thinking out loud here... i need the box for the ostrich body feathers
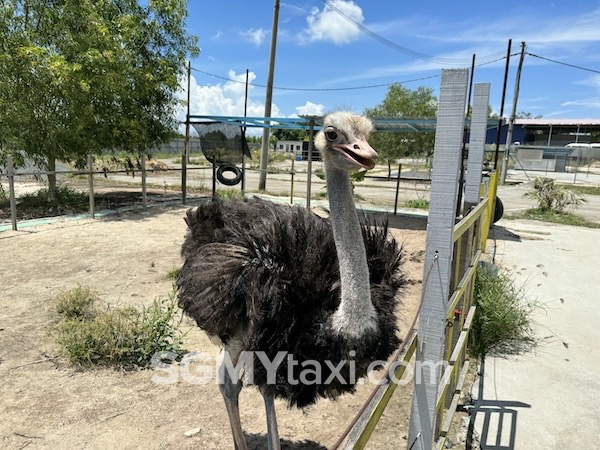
[177,197,404,408]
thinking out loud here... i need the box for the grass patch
[405,198,430,210]
[172,156,208,165]
[55,286,98,320]
[508,208,600,228]
[469,263,538,358]
[560,184,600,196]
[53,287,183,368]
[216,189,246,200]
[19,186,88,211]
[166,267,181,280]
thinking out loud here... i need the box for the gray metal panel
[407,69,469,450]
[464,83,491,206]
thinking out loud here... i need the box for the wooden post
[87,154,95,219]
[242,69,249,194]
[7,155,17,231]
[183,61,191,204]
[464,83,491,209]
[141,151,147,209]
[306,118,315,209]
[290,155,295,204]
[407,69,469,450]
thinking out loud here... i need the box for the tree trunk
[47,154,57,202]
[387,160,392,180]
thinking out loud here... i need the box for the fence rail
[0,154,433,232]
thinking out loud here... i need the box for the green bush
[469,264,537,358]
[54,286,98,320]
[54,288,183,368]
[0,182,8,208]
[19,186,88,210]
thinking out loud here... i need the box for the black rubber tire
[216,164,242,186]
[493,196,504,223]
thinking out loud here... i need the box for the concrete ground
[471,219,600,449]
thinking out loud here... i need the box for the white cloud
[301,0,364,45]
[211,31,224,40]
[577,74,600,90]
[176,71,282,136]
[561,98,600,109]
[240,28,268,47]
[295,101,326,116]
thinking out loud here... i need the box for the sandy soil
[0,201,426,450]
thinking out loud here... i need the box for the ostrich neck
[326,167,377,338]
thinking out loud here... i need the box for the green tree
[272,128,308,142]
[0,0,198,198]
[364,84,437,178]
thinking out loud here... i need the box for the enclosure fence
[1,152,432,232]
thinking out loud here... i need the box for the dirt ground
[0,200,427,450]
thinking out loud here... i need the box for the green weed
[469,264,538,358]
[405,199,430,210]
[53,288,183,368]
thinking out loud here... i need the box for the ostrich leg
[218,361,247,450]
[261,389,281,450]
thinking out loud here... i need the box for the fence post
[407,69,469,450]
[7,155,17,231]
[394,163,402,215]
[306,118,315,209]
[464,83,490,209]
[87,154,95,219]
[141,151,147,209]
[290,156,295,204]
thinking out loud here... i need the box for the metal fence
[0,152,434,232]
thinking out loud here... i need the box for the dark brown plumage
[178,198,404,407]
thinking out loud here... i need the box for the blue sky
[180,0,600,127]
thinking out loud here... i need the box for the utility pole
[493,39,512,170]
[242,69,249,193]
[501,41,526,184]
[182,60,191,204]
[258,0,280,191]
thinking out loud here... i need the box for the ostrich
[177,112,404,450]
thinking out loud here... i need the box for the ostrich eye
[325,128,339,142]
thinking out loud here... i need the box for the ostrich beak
[333,139,378,170]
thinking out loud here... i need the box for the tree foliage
[272,128,308,142]
[364,84,437,177]
[0,0,198,194]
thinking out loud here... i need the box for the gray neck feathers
[325,167,377,338]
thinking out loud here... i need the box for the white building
[275,140,303,155]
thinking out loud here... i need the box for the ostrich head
[315,112,378,171]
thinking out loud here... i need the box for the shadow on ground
[246,433,327,450]
[489,225,522,243]
[466,359,530,450]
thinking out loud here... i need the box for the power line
[321,0,506,65]
[190,53,511,92]
[526,52,600,74]
[190,66,441,91]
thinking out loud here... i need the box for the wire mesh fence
[0,153,434,231]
